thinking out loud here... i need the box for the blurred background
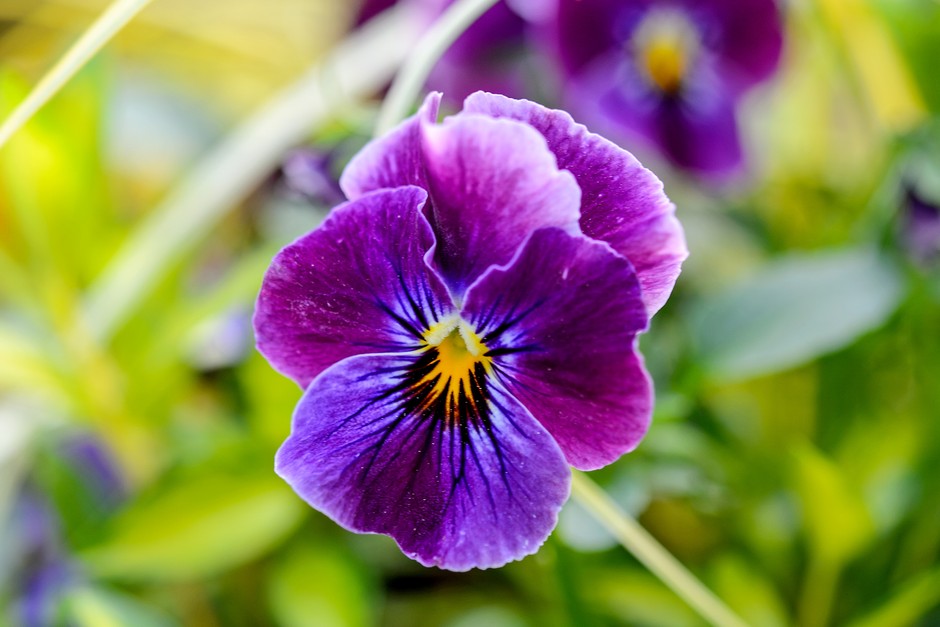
[1,0,939,625]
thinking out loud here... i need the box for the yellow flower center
[421,317,492,420]
[633,9,700,95]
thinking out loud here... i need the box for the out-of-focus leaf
[587,569,703,627]
[80,471,304,581]
[791,443,876,565]
[444,607,527,627]
[710,555,789,627]
[0,323,66,398]
[847,564,940,627]
[0,63,113,284]
[872,0,940,114]
[267,542,376,627]
[64,586,178,627]
[691,248,905,380]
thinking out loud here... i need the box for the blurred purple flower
[18,562,73,627]
[550,0,783,177]
[281,148,346,208]
[903,186,940,266]
[60,433,126,510]
[9,490,72,627]
[254,92,686,570]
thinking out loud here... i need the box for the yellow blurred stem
[813,0,925,132]
[374,0,500,136]
[83,5,424,342]
[570,472,750,627]
[0,0,154,149]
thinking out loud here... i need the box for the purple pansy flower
[550,0,783,177]
[902,186,940,266]
[255,92,686,570]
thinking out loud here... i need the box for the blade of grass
[570,471,749,627]
[373,0,499,136]
[0,0,153,149]
[82,5,423,343]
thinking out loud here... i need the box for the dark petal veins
[464,91,687,315]
[254,186,454,388]
[462,228,653,470]
[276,353,570,571]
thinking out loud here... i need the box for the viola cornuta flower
[551,0,783,176]
[255,92,687,570]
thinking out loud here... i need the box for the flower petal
[684,0,783,94]
[254,186,454,388]
[419,113,582,294]
[275,353,571,571]
[598,73,744,177]
[464,91,687,315]
[462,227,653,470]
[339,93,442,199]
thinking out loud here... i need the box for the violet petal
[419,112,581,295]
[254,186,454,388]
[464,91,687,315]
[276,353,570,571]
[463,228,653,470]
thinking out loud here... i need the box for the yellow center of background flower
[633,8,700,95]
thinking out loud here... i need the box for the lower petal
[275,353,571,571]
[463,228,653,470]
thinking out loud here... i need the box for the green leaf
[64,587,178,627]
[267,542,376,627]
[691,248,905,381]
[710,555,789,627]
[791,443,876,566]
[847,564,940,627]
[80,471,304,581]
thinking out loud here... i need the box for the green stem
[82,5,424,343]
[798,555,839,627]
[570,471,749,627]
[373,0,500,136]
[0,0,154,149]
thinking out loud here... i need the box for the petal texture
[276,353,571,571]
[340,93,442,198]
[464,92,687,315]
[462,228,653,470]
[254,186,453,388]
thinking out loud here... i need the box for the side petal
[339,93,442,199]
[420,113,581,295]
[276,353,571,571]
[464,91,687,316]
[683,0,783,94]
[254,186,454,388]
[462,227,653,470]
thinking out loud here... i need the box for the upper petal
[419,112,582,295]
[464,91,687,315]
[253,186,454,388]
[339,93,442,199]
[680,0,783,94]
[462,227,653,470]
[276,352,571,571]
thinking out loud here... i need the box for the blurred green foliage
[1,0,940,626]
